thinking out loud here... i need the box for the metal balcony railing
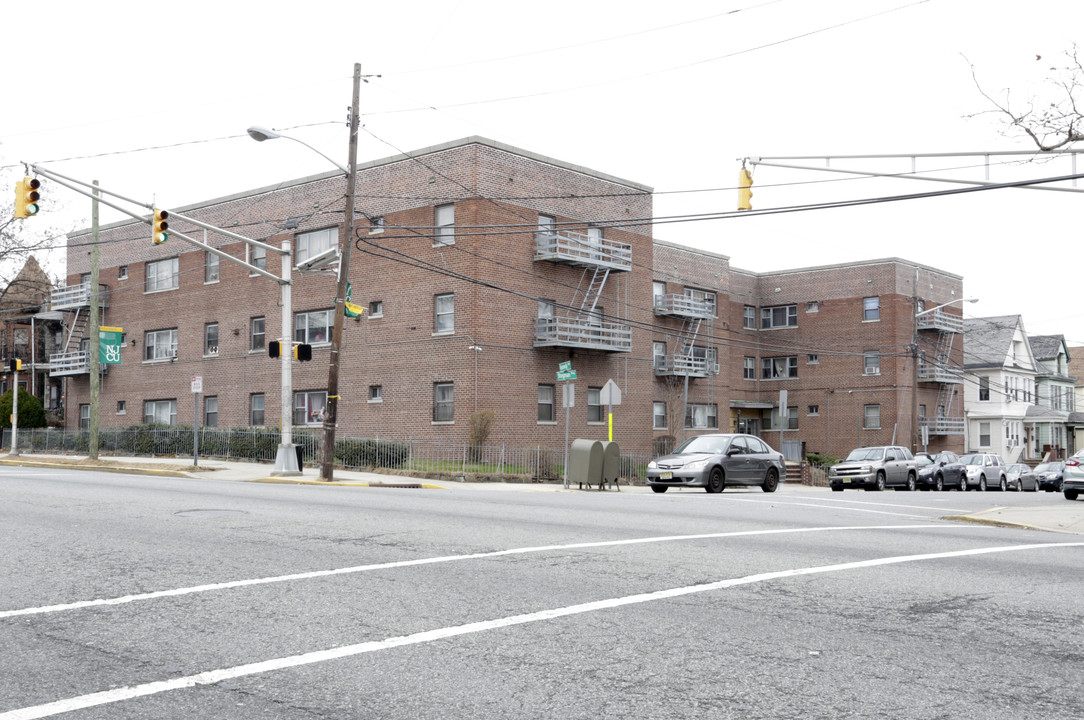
[921,417,966,435]
[534,230,632,271]
[918,364,964,383]
[533,316,632,352]
[653,355,719,378]
[916,309,963,333]
[653,294,715,319]
[49,351,91,376]
[51,283,109,311]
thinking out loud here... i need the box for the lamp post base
[271,443,302,476]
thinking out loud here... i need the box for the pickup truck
[829,445,918,492]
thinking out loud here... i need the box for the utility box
[568,439,603,489]
[600,441,621,490]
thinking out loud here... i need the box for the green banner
[100,326,124,365]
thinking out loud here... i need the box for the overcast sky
[5,0,1083,345]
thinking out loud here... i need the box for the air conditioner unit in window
[711,363,720,374]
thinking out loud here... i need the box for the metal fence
[2,426,654,481]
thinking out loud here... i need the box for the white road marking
[728,497,935,518]
[2,525,971,620]
[3,541,1081,720]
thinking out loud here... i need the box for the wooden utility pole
[89,181,101,459]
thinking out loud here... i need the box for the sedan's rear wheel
[651,485,668,493]
[935,475,944,492]
[705,467,724,494]
[1016,480,1023,492]
[762,468,779,493]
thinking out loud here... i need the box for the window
[979,422,991,447]
[295,390,328,426]
[761,305,797,329]
[653,402,667,430]
[369,216,385,234]
[369,385,383,403]
[538,299,555,319]
[205,251,220,283]
[743,305,756,329]
[979,377,990,401]
[654,342,667,371]
[770,406,799,430]
[807,354,819,364]
[806,301,819,313]
[919,405,927,424]
[863,296,880,321]
[537,214,556,236]
[434,293,454,334]
[295,309,333,344]
[652,281,667,305]
[204,323,219,357]
[588,387,603,423]
[808,405,820,416]
[248,245,266,274]
[435,204,455,245]
[144,329,178,361]
[143,399,178,425]
[761,356,798,379]
[369,300,383,318]
[250,393,265,426]
[863,404,881,429]
[118,265,128,280]
[685,403,718,429]
[79,404,90,431]
[296,227,337,266]
[863,352,880,375]
[204,397,218,427]
[538,384,556,422]
[251,317,265,352]
[145,257,178,293]
[586,227,602,257]
[743,357,756,380]
[433,382,454,422]
[117,400,126,415]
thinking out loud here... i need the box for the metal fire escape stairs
[572,266,610,320]
[63,307,90,352]
[676,316,703,373]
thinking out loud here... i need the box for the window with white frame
[118,265,129,280]
[538,299,555,319]
[205,251,220,283]
[295,390,328,426]
[204,396,218,427]
[79,404,90,431]
[743,305,755,329]
[653,402,667,430]
[251,317,265,352]
[761,356,798,379]
[369,385,383,402]
[806,301,819,313]
[863,351,880,375]
[143,399,177,425]
[369,300,383,318]
[863,296,880,321]
[685,403,718,429]
[433,382,454,422]
[250,393,265,425]
[435,204,455,246]
[434,293,454,334]
[863,404,881,429]
[684,287,716,316]
[761,304,797,329]
[537,214,556,236]
[295,309,332,344]
[144,329,178,361]
[744,357,755,380]
[652,281,667,306]
[296,227,337,266]
[204,323,219,357]
[808,405,820,416]
[538,384,556,422]
[145,257,178,293]
[979,421,991,447]
[654,342,667,371]
[770,406,799,430]
[117,400,126,415]
[807,354,819,364]
[588,387,603,423]
[248,244,266,273]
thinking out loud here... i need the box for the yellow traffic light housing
[14,177,41,218]
[152,209,169,244]
[9,359,22,372]
[738,168,753,211]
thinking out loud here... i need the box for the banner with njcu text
[99,326,124,365]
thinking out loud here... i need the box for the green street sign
[557,369,577,381]
[100,326,124,365]
[558,361,572,372]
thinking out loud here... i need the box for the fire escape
[917,307,964,435]
[652,293,718,377]
[533,228,632,352]
[48,281,109,376]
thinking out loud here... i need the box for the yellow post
[608,413,613,441]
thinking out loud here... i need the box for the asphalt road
[2,468,1082,719]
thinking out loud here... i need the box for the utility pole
[319,63,362,482]
[89,181,101,460]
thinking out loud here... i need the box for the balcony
[534,230,631,271]
[653,294,715,319]
[916,309,963,334]
[921,417,966,435]
[533,316,631,353]
[49,351,91,376]
[52,283,109,311]
[654,355,719,378]
[918,364,964,383]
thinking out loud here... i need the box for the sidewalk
[3,453,1084,534]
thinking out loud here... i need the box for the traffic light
[14,177,41,218]
[268,340,281,358]
[738,168,753,211]
[9,359,22,372]
[152,209,169,244]
[294,344,312,362]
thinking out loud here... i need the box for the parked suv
[1064,450,1084,500]
[829,446,917,492]
[914,451,966,491]
[958,453,1008,491]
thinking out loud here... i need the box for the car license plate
[660,471,673,480]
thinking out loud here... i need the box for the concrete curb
[0,458,195,479]
[247,477,446,489]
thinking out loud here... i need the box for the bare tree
[972,45,1084,151]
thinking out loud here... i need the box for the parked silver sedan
[1004,463,1039,492]
[646,433,786,494]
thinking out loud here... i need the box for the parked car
[645,433,785,494]
[829,446,917,492]
[914,451,966,491]
[1064,450,1084,500]
[1004,463,1039,492]
[1034,461,1066,492]
[958,453,1008,491]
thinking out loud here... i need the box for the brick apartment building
[55,137,966,460]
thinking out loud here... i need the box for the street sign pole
[191,376,203,468]
[9,367,18,456]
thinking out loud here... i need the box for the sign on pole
[557,369,577,381]
[558,361,572,372]
[191,375,203,394]
[562,383,575,408]
[99,326,124,365]
[599,379,622,406]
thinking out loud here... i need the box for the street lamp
[248,63,362,483]
[915,297,979,317]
